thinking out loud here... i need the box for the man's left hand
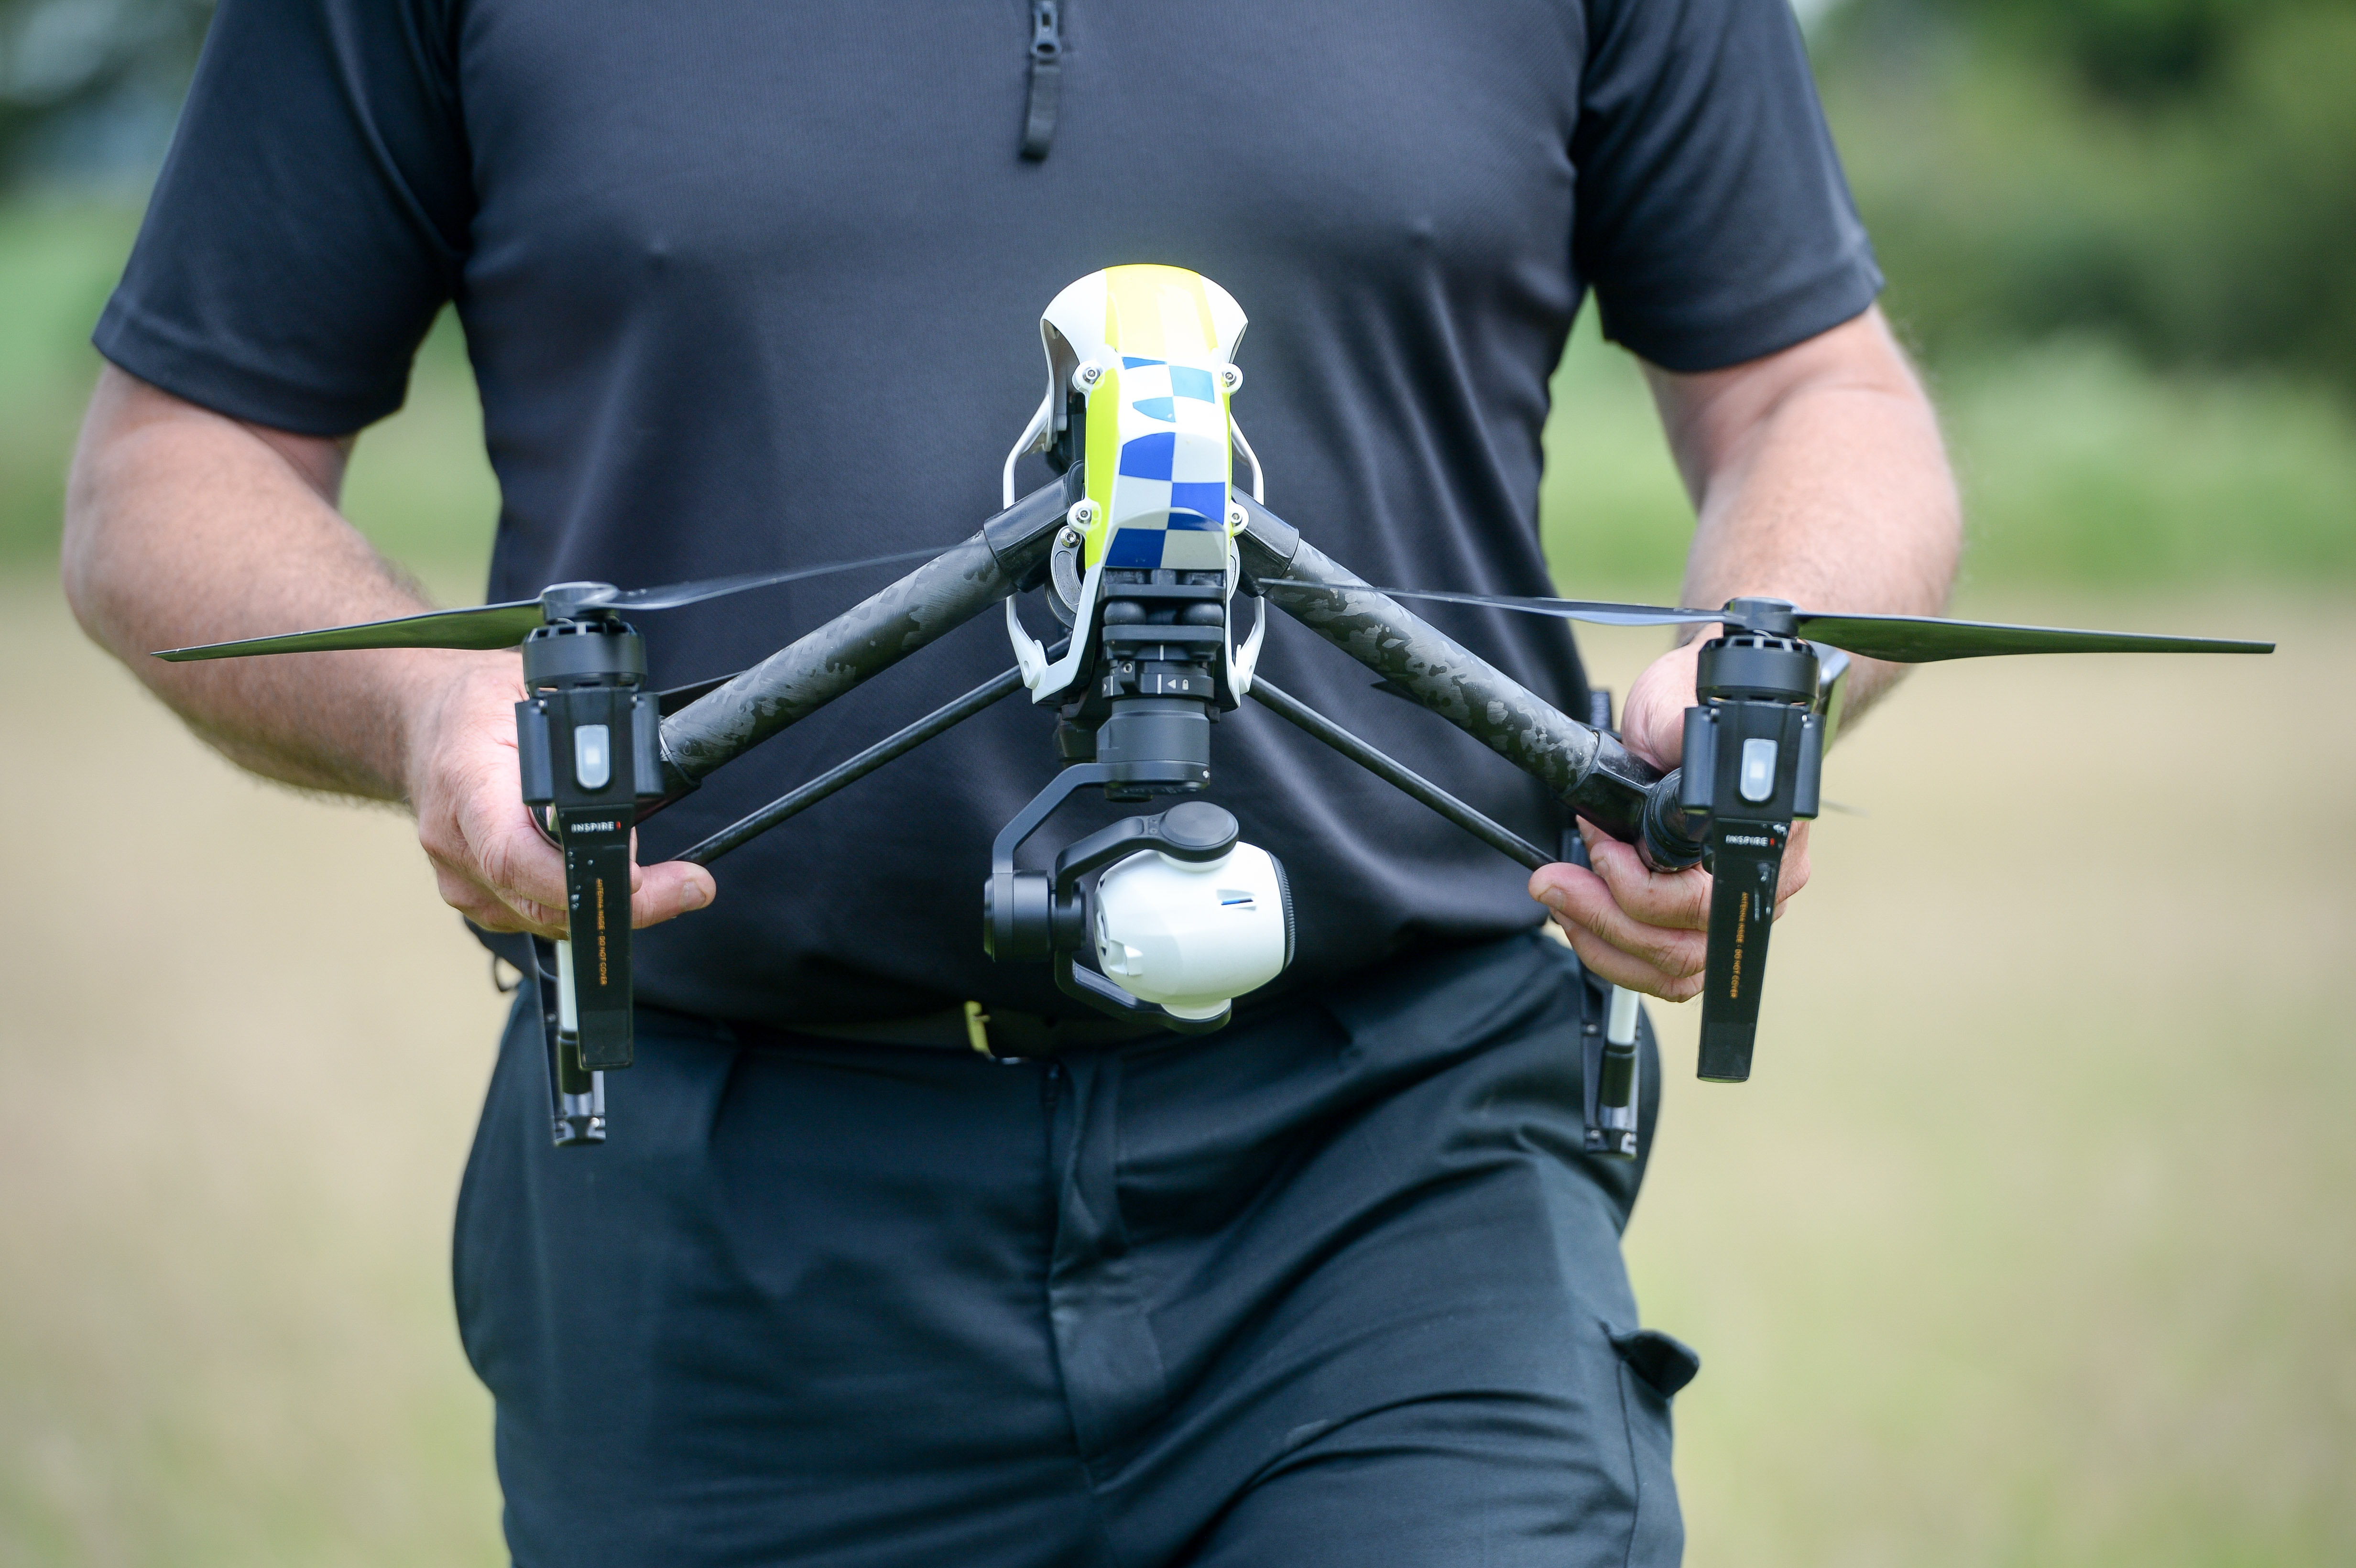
[1528,637,1811,1001]
[1520,305,1957,999]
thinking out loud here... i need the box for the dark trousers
[454,930,1694,1566]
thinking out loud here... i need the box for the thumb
[1621,638,1707,771]
[630,859,717,928]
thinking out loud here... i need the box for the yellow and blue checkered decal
[1106,354,1230,569]
[1051,264,1243,573]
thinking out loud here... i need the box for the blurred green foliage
[0,199,500,587]
[0,0,208,184]
[0,200,133,565]
[1541,316,2356,591]
[5,0,2355,586]
[1545,0,2356,593]
[1823,0,2356,394]
[5,200,2352,591]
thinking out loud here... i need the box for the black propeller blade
[597,546,946,612]
[152,600,551,660]
[152,545,952,663]
[1261,581,1725,630]
[1773,611,2273,663]
[653,671,745,716]
[1266,582,2273,661]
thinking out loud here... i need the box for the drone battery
[532,936,605,1147]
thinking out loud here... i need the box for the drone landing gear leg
[1245,678,1554,870]
[1249,677,1646,1160]
[675,653,1061,868]
[1581,984,1641,1160]
[1560,769,1644,1161]
[1678,622,1825,1082]
[1695,828,1786,1082]
[531,936,605,1146]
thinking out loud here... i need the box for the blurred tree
[4,0,2349,395]
[0,0,211,185]
[1821,0,2356,393]
[1954,0,2259,102]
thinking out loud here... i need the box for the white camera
[1092,841,1293,1019]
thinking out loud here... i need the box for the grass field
[3,197,2352,1564]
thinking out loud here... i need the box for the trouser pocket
[1608,1324,1700,1567]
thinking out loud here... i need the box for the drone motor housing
[513,616,669,1129]
[1678,609,1826,1082]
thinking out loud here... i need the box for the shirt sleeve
[1571,0,1882,372]
[92,0,471,436]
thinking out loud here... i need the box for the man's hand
[64,366,716,940]
[1524,304,1956,1001]
[1529,640,1810,1001]
[404,656,714,938]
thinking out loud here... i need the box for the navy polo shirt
[99,0,1879,1028]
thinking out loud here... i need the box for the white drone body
[1003,265,1266,708]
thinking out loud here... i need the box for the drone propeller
[1755,610,2272,663]
[1264,583,2274,661]
[1263,585,1725,631]
[151,545,952,662]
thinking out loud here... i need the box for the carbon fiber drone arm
[1235,497,1703,870]
[655,471,1078,789]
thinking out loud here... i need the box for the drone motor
[1678,599,1828,1081]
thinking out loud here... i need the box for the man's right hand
[404,654,715,939]
[65,368,715,941]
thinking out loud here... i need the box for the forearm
[61,366,512,802]
[1542,308,1955,991]
[1645,305,1960,716]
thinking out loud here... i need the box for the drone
[158,265,2271,1160]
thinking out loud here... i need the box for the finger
[1528,862,1709,980]
[442,802,568,937]
[425,853,567,938]
[1576,824,1713,931]
[630,860,716,928]
[1779,819,1812,900]
[1552,913,1706,1002]
[499,891,570,934]
[1753,821,1813,922]
[427,859,527,933]
[467,801,569,915]
[1616,634,1715,771]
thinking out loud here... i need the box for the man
[64,0,1958,1561]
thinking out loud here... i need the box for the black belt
[751,1002,1173,1059]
